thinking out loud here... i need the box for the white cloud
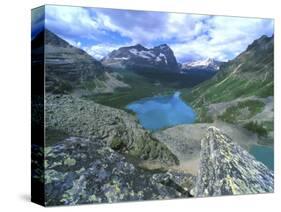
[45,5,100,40]
[82,43,131,60]
[171,17,274,62]
[94,10,169,44]
[94,11,273,61]
[95,10,210,44]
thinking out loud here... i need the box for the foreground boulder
[41,137,194,205]
[195,127,274,197]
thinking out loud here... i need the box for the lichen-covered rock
[46,94,178,166]
[194,127,274,197]
[43,137,194,206]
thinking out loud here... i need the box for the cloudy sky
[32,5,274,62]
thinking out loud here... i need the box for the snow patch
[159,53,168,64]
[182,58,220,70]
[129,48,155,59]
[129,48,138,55]
[114,57,130,60]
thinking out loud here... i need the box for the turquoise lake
[126,92,196,131]
[127,92,273,170]
[249,145,274,170]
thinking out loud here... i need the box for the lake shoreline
[126,91,196,131]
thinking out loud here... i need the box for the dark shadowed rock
[194,127,274,197]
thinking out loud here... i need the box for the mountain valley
[32,28,274,205]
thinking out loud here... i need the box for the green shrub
[110,137,125,150]
[218,100,265,123]
[244,121,268,137]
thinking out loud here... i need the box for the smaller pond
[126,91,196,131]
[249,145,274,170]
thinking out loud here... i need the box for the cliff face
[195,127,274,197]
[32,29,129,94]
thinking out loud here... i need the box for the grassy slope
[218,100,265,123]
[181,36,273,122]
[180,36,274,140]
[83,71,174,108]
[84,69,214,109]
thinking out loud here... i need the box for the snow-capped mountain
[101,44,179,72]
[181,58,222,71]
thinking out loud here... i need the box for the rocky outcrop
[41,110,274,205]
[102,43,179,72]
[154,122,263,162]
[194,127,274,197]
[40,29,105,91]
[42,137,194,206]
[46,94,179,166]
[32,29,128,94]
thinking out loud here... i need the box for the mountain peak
[246,34,273,52]
[102,43,179,72]
[132,44,147,51]
[181,58,221,71]
[44,29,70,48]
[158,43,168,47]
[154,44,170,50]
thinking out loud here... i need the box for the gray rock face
[43,30,106,90]
[32,29,128,94]
[46,94,179,166]
[43,137,194,206]
[43,29,105,79]
[194,127,274,197]
[102,44,179,72]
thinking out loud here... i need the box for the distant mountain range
[102,43,224,74]
[32,29,271,98]
[180,58,222,72]
[101,44,179,72]
[32,29,224,95]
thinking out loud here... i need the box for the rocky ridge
[194,127,274,197]
[46,94,179,166]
